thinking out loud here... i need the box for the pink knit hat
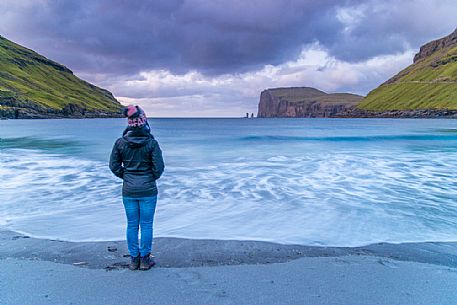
[123,105,147,128]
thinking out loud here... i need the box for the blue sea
[1,118,457,246]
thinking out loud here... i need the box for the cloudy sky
[0,0,456,117]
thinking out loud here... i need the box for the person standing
[109,105,164,271]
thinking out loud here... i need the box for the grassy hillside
[0,35,122,118]
[359,30,457,111]
[267,87,363,104]
[267,87,326,102]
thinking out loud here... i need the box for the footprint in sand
[173,270,202,285]
[377,258,399,268]
[332,258,352,266]
[172,271,235,305]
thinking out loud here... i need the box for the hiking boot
[129,254,140,270]
[139,253,156,270]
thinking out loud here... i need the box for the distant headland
[257,28,457,118]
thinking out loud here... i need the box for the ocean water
[1,118,457,247]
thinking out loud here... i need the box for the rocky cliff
[257,87,363,118]
[0,35,123,119]
[413,28,457,63]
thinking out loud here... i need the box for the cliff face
[257,87,363,118]
[0,35,123,119]
[413,28,457,63]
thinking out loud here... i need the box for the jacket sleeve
[109,140,124,179]
[151,140,165,180]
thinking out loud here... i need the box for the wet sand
[2,228,457,304]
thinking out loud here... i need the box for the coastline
[0,102,123,119]
[2,228,457,269]
[0,111,124,119]
[2,108,457,119]
[2,228,457,305]
[257,108,457,119]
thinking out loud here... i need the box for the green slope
[359,29,457,111]
[266,87,362,104]
[267,87,327,102]
[0,35,122,117]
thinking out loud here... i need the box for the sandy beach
[1,228,457,305]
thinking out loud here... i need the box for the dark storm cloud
[0,0,354,75]
[0,0,456,76]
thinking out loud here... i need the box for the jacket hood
[121,127,154,148]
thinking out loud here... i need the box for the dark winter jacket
[109,127,164,197]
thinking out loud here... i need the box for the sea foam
[1,118,457,246]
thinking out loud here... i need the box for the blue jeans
[122,196,157,257]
